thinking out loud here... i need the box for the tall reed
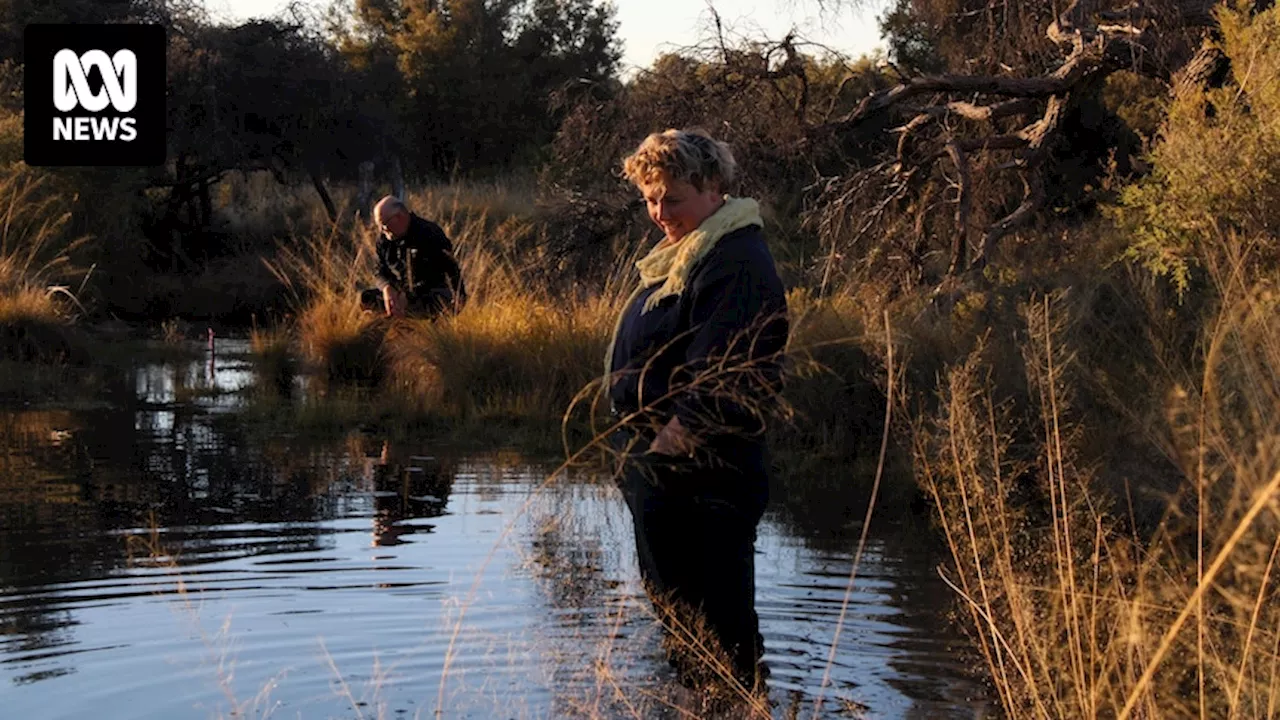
[0,169,86,362]
[913,244,1280,718]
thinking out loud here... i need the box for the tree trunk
[390,157,405,203]
[357,160,376,223]
[310,171,338,224]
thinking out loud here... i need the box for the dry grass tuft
[0,169,87,363]
[384,294,613,420]
[913,243,1280,718]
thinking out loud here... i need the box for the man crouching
[360,195,467,318]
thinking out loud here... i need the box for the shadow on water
[0,338,991,719]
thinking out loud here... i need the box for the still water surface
[1,340,988,718]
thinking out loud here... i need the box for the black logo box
[24,24,166,167]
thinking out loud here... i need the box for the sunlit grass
[0,168,86,363]
[385,294,613,418]
[258,178,631,432]
[913,245,1280,718]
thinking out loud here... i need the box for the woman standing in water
[605,128,789,694]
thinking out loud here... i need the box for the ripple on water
[0,343,988,718]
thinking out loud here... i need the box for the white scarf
[603,197,763,383]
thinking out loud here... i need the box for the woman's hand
[649,416,698,457]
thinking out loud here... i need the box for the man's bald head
[373,195,411,239]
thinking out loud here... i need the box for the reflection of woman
[605,128,789,691]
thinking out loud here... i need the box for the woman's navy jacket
[608,224,789,466]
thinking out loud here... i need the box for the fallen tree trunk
[808,0,1260,278]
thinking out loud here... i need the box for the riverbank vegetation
[3,0,1280,716]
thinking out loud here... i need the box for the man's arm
[372,239,409,316]
[374,239,398,291]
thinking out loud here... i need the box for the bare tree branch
[945,140,972,274]
[766,0,1252,283]
[819,28,1139,139]
[976,171,1044,268]
[936,98,1041,122]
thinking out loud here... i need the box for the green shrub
[1115,3,1280,292]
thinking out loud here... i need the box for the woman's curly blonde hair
[621,128,737,192]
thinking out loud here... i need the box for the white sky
[204,0,888,73]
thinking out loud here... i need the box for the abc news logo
[53,49,140,142]
[25,25,166,166]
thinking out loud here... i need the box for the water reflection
[367,440,455,547]
[0,340,989,718]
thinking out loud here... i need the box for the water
[0,339,989,718]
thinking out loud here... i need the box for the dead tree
[809,0,1257,279]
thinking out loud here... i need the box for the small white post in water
[206,328,216,384]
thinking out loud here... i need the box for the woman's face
[640,175,723,243]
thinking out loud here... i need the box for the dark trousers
[359,287,464,317]
[615,441,769,688]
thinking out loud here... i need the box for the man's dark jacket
[375,214,466,302]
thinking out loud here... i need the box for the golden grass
[912,246,1280,718]
[5,22,1277,714]
[0,284,59,324]
[384,293,614,419]
[260,177,637,424]
[262,206,383,384]
[0,168,85,363]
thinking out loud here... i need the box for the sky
[204,0,888,74]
